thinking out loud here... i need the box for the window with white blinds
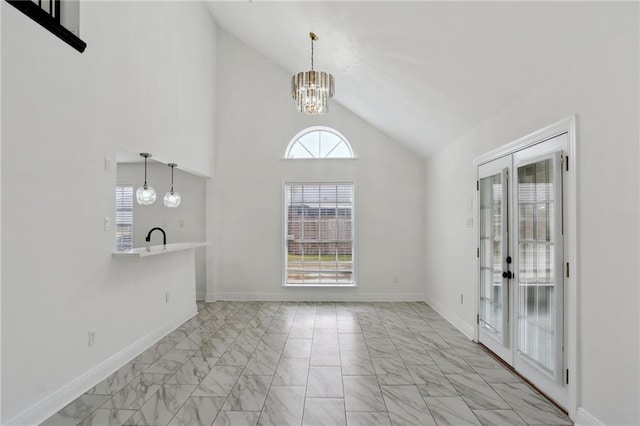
[284,183,355,285]
[116,184,134,251]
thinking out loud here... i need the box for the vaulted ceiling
[206,1,635,157]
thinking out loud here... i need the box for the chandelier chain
[310,35,314,71]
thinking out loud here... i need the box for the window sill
[283,283,357,288]
[7,0,86,53]
[280,157,359,161]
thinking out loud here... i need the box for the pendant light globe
[163,163,181,208]
[136,153,156,205]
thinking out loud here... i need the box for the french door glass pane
[479,174,504,337]
[517,159,556,374]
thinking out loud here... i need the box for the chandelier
[291,32,335,114]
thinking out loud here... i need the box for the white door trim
[473,115,577,420]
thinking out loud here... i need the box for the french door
[478,155,512,363]
[477,133,568,408]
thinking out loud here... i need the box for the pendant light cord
[143,155,148,188]
[170,165,174,193]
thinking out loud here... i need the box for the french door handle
[502,271,513,279]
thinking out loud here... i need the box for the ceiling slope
[206,1,636,157]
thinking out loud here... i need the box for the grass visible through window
[287,254,352,262]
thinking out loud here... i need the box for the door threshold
[476,342,568,415]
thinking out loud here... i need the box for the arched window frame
[284,126,355,159]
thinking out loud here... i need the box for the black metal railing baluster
[7,0,85,52]
[54,0,60,23]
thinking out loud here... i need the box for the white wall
[212,31,425,301]
[117,162,208,298]
[1,2,217,423]
[0,4,3,422]
[424,13,639,426]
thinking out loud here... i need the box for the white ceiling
[205,1,635,157]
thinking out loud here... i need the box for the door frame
[473,116,577,420]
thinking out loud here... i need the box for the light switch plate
[104,217,111,231]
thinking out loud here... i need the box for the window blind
[116,185,134,251]
[285,182,354,285]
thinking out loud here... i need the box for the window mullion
[316,184,321,283]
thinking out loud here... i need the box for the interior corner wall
[0,4,3,423]
[117,163,208,298]
[1,2,217,423]
[424,13,639,426]
[212,30,426,302]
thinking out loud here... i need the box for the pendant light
[136,153,156,205]
[291,32,335,114]
[164,163,181,208]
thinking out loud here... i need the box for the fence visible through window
[284,183,354,285]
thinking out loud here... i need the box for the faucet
[145,227,167,246]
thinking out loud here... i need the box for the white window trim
[283,126,357,159]
[282,181,357,288]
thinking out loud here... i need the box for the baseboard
[575,407,604,426]
[205,293,217,302]
[6,308,197,426]
[196,291,206,301]
[213,292,426,302]
[424,294,474,339]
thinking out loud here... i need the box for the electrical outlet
[179,220,185,228]
[104,217,111,231]
[88,330,96,347]
[165,292,170,303]
[466,217,473,228]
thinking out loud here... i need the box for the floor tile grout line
[195,302,264,426]
[41,301,572,426]
[254,303,289,425]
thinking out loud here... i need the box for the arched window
[285,126,354,159]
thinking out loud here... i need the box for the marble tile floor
[41,301,572,426]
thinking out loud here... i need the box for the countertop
[113,242,208,257]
